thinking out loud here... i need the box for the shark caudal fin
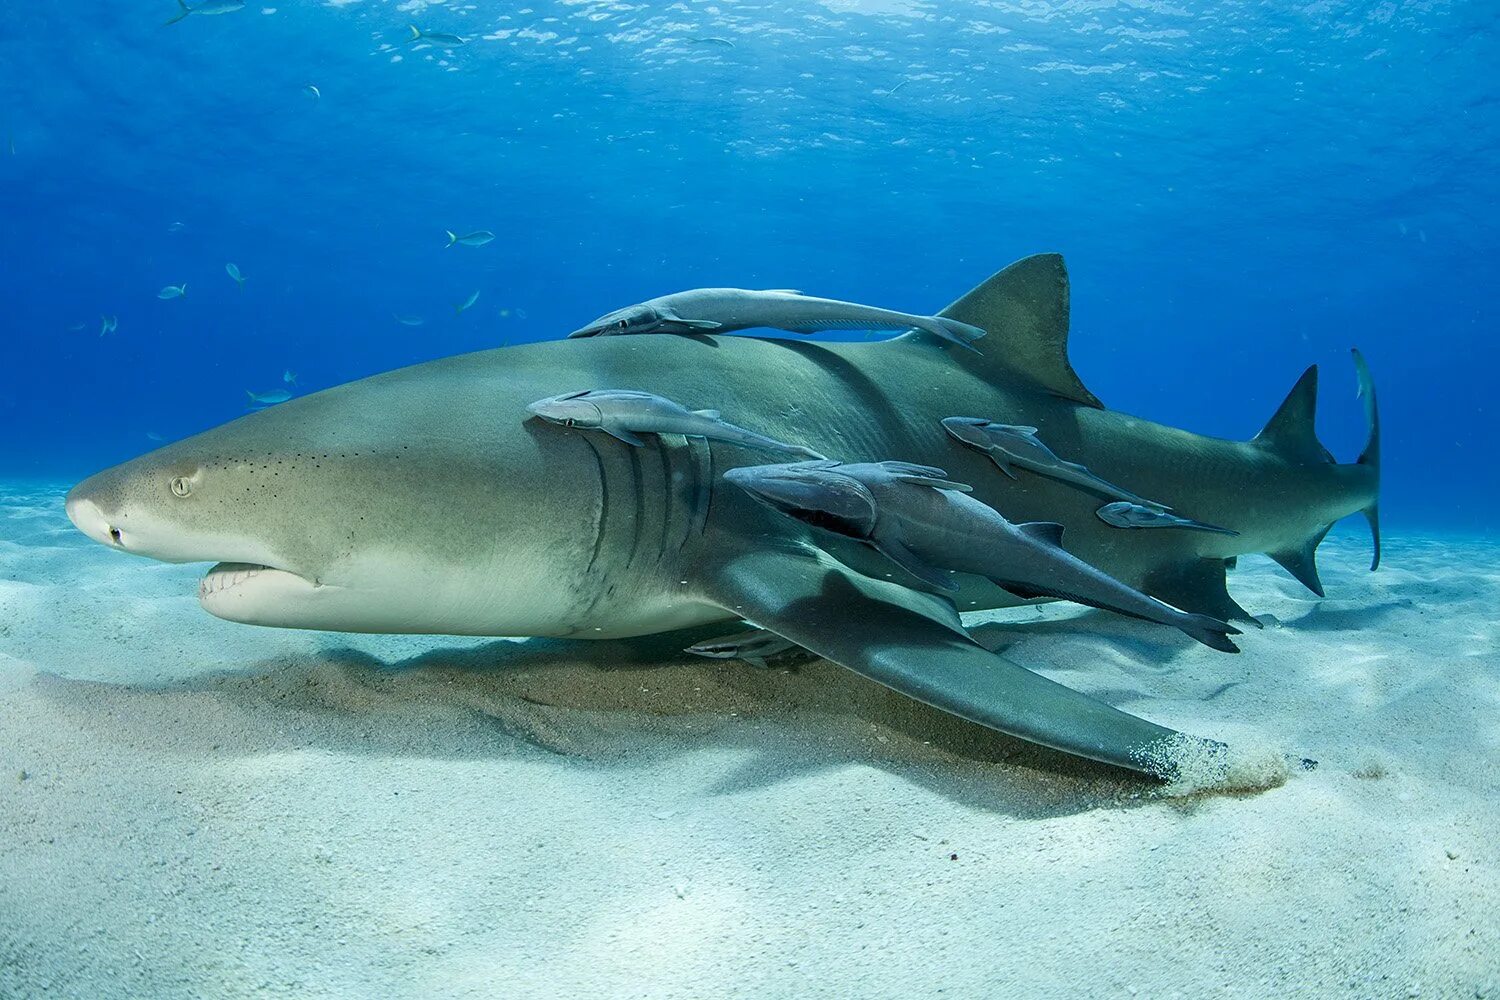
[1352,347,1381,570]
[907,253,1105,409]
[164,0,191,25]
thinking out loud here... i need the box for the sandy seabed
[0,481,1496,999]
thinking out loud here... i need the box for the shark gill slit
[582,437,609,574]
[686,436,712,546]
[623,442,645,569]
[653,436,675,559]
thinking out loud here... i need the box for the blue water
[2,2,1494,529]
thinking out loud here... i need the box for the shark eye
[617,319,628,330]
[170,476,192,498]
[564,418,576,427]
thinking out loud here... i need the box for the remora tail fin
[908,254,1104,409]
[1352,347,1381,570]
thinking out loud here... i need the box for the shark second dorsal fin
[1253,365,1333,465]
[912,253,1104,409]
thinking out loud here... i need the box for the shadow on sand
[27,622,1206,820]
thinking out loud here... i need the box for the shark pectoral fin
[1144,558,1258,626]
[879,538,958,592]
[602,424,647,447]
[703,546,1220,778]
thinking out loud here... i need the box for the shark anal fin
[703,545,1219,778]
[1269,525,1332,597]
[1143,558,1257,626]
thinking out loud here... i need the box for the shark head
[723,462,877,541]
[566,303,664,338]
[65,374,609,636]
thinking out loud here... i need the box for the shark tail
[444,230,457,248]
[1250,358,1382,595]
[164,0,191,25]
[408,24,423,41]
[1352,347,1381,570]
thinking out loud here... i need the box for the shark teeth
[199,562,270,599]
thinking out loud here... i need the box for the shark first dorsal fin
[1253,365,1333,465]
[912,253,1104,409]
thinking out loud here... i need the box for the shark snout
[65,489,121,548]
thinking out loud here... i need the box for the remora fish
[686,626,810,669]
[64,254,1372,778]
[226,263,246,287]
[158,284,187,299]
[725,460,1241,652]
[455,290,480,315]
[445,230,494,248]
[165,0,245,25]
[409,25,468,47]
[246,389,292,407]
[1097,501,1238,536]
[527,389,825,458]
[942,417,1158,506]
[393,314,425,327]
[567,288,986,353]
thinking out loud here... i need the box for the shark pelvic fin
[1352,347,1381,571]
[1269,524,1332,597]
[1253,365,1334,465]
[916,253,1104,409]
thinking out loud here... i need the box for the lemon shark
[64,254,1379,779]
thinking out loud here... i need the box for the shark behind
[64,254,1378,779]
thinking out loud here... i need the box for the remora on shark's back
[568,287,987,352]
[63,254,1378,780]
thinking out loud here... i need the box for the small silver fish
[99,315,118,336]
[409,25,468,47]
[1096,501,1239,536]
[445,230,494,248]
[146,432,166,443]
[305,84,320,99]
[68,322,86,332]
[283,370,297,385]
[528,389,825,458]
[455,290,480,315]
[246,389,292,407]
[226,262,246,287]
[167,221,187,232]
[393,314,426,327]
[686,36,736,48]
[165,0,245,25]
[158,284,187,300]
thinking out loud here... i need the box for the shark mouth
[198,561,319,619]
